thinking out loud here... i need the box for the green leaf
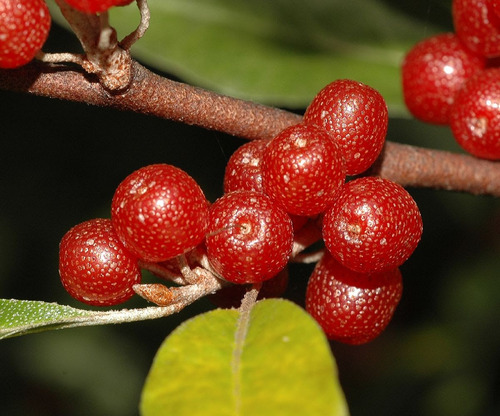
[113,0,442,115]
[0,299,93,339]
[0,298,189,339]
[140,298,348,416]
[48,0,442,115]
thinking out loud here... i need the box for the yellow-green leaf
[140,298,348,416]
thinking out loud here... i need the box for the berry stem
[292,249,325,264]
[291,220,323,257]
[119,0,151,50]
[53,0,133,90]
[36,51,85,65]
[177,254,200,284]
[133,266,225,306]
[138,260,187,285]
[0,60,499,196]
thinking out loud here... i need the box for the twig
[0,61,499,196]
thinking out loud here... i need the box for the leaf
[48,0,443,115]
[112,0,443,115]
[140,298,348,416]
[0,299,93,339]
[0,298,186,339]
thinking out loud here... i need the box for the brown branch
[0,61,297,140]
[370,142,500,195]
[1,61,499,196]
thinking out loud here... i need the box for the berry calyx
[452,0,500,57]
[59,218,141,306]
[306,252,403,345]
[0,0,51,69]
[304,79,388,175]
[261,123,346,216]
[450,68,500,160]
[62,0,134,14]
[402,33,486,125]
[111,164,209,263]
[205,191,294,284]
[322,177,423,273]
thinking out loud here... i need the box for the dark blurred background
[1,2,499,415]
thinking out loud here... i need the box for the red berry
[402,33,486,124]
[0,0,51,69]
[261,123,346,216]
[304,79,388,175]
[205,191,293,284]
[453,0,500,57]
[223,139,270,193]
[111,164,209,263]
[322,177,423,273]
[306,252,402,345]
[450,68,500,160]
[63,0,133,14]
[59,218,141,306]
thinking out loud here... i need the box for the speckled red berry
[205,191,293,284]
[224,139,270,193]
[0,0,51,69]
[63,0,133,14]
[111,164,209,263]
[59,218,141,306]
[450,68,500,160]
[261,123,346,216]
[322,177,423,273]
[402,33,486,124]
[453,0,500,57]
[304,79,388,175]
[306,252,402,345]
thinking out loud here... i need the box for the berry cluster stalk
[0,60,499,196]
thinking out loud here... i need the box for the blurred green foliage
[49,0,447,115]
[0,0,499,415]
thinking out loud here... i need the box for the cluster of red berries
[402,0,500,160]
[0,0,134,69]
[59,79,423,345]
